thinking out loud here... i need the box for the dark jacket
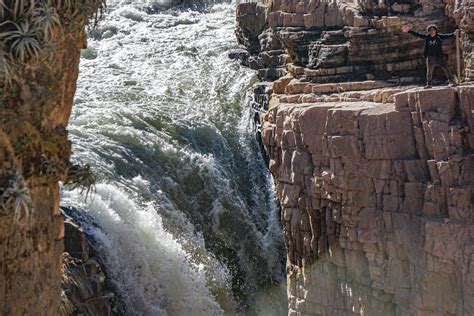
[408,30,455,58]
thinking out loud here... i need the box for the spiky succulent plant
[0,49,13,85]
[0,1,8,20]
[33,3,61,40]
[0,0,106,87]
[40,154,65,177]
[2,20,42,63]
[65,163,97,202]
[0,170,33,227]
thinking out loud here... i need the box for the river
[61,1,287,315]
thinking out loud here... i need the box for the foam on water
[63,185,227,315]
[63,0,287,314]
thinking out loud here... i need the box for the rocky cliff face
[237,1,474,315]
[235,0,473,83]
[263,82,473,315]
[0,2,104,315]
[61,208,115,315]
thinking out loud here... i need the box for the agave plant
[65,163,97,202]
[34,3,61,40]
[2,20,41,63]
[0,0,8,21]
[0,170,33,226]
[0,0,106,86]
[11,0,35,21]
[40,154,65,177]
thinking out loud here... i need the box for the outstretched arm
[439,29,459,39]
[402,25,427,39]
[409,31,427,39]
[408,30,427,39]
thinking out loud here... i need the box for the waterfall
[62,1,287,314]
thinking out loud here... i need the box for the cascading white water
[63,184,227,315]
[61,1,287,315]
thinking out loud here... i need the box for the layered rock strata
[261,80,473,315]
[237,1,474,315]
[235,0,472,83]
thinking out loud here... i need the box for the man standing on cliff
[402,25,459,88]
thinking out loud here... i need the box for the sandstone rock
[0,3,96,314]
[236,2,269,54]
[258,84,473,315]
[239,2,473,315]
[237,0,461,82]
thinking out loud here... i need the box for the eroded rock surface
[262,82,473,315]
[0,2,104,315]
[236,0,473,83]
[237,1,474,315]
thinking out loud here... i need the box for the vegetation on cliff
[0,0,105,86]
[0,0,105,314]
[0,0,104,222]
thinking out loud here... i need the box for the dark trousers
[426,56,453,85]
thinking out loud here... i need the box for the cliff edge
[264,82,473,315]
[237,1,474,315]
[0,2,104,314]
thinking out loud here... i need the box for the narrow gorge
[0,0,473,315]
[3,0,287,315]
[235,0,474,315]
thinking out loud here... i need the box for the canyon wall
[0,2,104,315]
[235,0,473,82]
[263,82,473,315]
[237,0,474,315]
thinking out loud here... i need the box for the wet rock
[228,48,250,64]
[61,208,117,316]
